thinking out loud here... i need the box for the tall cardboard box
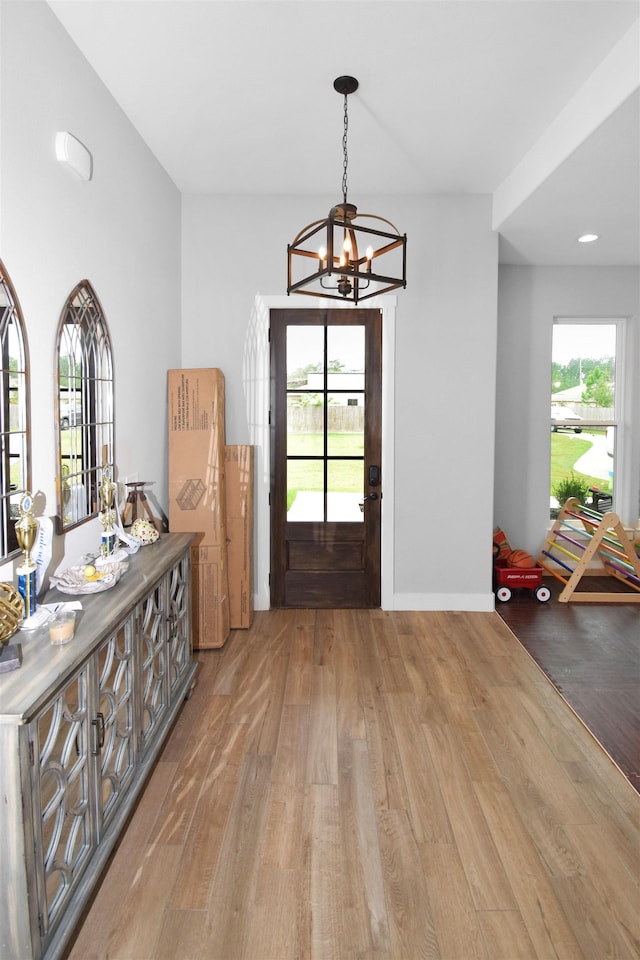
[190,538,230,650]
[225,445,254,628]
[168,369,230,648]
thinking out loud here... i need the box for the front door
[270,308,382,608]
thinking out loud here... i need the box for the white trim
[250,294,396,610]
[553,316,633,522]
[380,298,396,609]
[492,23,639,229]
[392,593,496,613]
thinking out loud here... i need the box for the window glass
[0,261,30,559]
[550,321,618,518]
[56,282,114,531]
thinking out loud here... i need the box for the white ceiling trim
[493,21,640,230]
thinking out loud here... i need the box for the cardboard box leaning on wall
[225,445,254,629]
[191,539,230,650]
[167,368,227,546]
[167,369,230,648]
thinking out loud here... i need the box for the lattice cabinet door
[166,553,192,696]
[138,579,169,755]
[95,618,136,837]
[29,666,94,948]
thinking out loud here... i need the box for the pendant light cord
[342,92,349,206]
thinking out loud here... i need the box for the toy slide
[537,497,640,603]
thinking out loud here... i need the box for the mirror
[0,260,31,560]
[56,281,114,532]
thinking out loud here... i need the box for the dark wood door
[270,308,382,608]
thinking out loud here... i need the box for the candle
[365,246,373,272]
[49,612,76,645]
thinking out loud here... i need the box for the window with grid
[550,319,621,518]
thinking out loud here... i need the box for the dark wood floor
[496,576,640,793]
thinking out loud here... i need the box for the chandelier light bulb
[365,246,374,272]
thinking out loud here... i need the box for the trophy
[99,467,117,557]
[15,492,38,619]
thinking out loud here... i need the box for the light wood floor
[65,610,640,960]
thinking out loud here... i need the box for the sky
[287,324,365,374]
[552,321,617,366]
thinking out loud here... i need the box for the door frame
[270,308,382,609]
[251,294,396,610]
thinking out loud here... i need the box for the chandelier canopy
[287,76,407,305]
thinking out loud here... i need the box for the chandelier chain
[342,93,349,205]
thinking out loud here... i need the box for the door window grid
[286,324,365,522]
[0,261,30,559]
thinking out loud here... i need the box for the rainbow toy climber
[537,497,640,603]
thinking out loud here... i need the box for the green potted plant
[552,473,591,516]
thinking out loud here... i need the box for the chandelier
[287,76,407,305]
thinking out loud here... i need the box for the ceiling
[47,0,640,266]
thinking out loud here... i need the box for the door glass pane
[287,459,323,521]
[327,392,364,457]
[287,325,324,382]
[287,393,324,456]
[327,325,364,378]
[327,460,364,522]
[550,321,617,518]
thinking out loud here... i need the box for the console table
[0,533,197,960]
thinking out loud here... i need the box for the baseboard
[389,592,495,612]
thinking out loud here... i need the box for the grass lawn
[550,432,610,493]
[287,433,363,510]
[287,432,612,511]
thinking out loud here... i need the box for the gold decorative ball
[0,582,23,644]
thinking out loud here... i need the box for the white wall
[495,265,640,554]
[0,1,181,582]
[1,2,500,611]
[182,193,499,609]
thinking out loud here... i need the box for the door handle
[92,711,105,756]
[359,492,379,512]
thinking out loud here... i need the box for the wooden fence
[288,406,364,432]
[553,404,614,423]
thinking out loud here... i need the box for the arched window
[56,281,114,531]
[0,261,31,560]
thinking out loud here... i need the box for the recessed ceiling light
[578,233,599,243]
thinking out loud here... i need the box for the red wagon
[494,560,550,603]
